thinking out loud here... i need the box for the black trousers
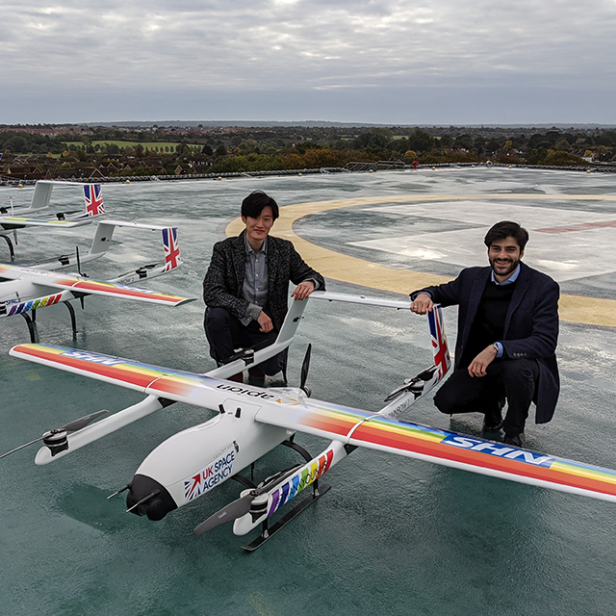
[204,307,285,376]
[433,359,539,436]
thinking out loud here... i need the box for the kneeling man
[410,221,559,446]
[203,190,324,385]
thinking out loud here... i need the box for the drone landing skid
[239,437,331,552]
[241,482,331,552]
[1,234,15,259]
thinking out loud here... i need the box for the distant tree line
[2,125,616,179]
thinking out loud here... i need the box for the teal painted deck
[1,168,615,616]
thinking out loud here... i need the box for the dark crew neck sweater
[459,279,517,368]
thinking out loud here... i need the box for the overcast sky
[2,0,615,125]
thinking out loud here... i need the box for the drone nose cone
[127,474,177,521]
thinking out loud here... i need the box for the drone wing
[0,215,92,229]
[9,343,232,401]
[1,265,193,307]
[254,400,616,504]
[38,274,193,306]
[10,343,616,504]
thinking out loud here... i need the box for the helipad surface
[1,168,615,616]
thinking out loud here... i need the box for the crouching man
[409,220,559,446]
[203,190,324,385]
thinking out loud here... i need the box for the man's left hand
[468,345,498,378]
[291,280,315,301]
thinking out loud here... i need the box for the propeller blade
[76,245,82,276]
[194,464,303,538]
[59,409,108,432]
[300,343,312,392]
[194,492,255,537]
[0,410,108,460]
[0,435,46,460]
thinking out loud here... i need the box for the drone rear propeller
[0,410,109,460]
[194,465,302,537]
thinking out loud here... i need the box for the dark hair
[484,221,529,250]
[241,190,279,220]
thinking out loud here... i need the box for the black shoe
[247,366,265,387]
[482,410,504,432]
[268,379,288,388]
[504,433,524,447]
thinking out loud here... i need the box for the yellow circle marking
[227,194,616,328]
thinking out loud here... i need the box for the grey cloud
[1,0,615,122]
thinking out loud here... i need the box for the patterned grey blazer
[203,230,325,331]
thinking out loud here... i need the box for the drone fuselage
[126,387,306,520]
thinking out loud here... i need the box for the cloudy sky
[2,0,616,125]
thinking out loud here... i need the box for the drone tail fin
[81,220,183,284]
[80,184,106,218]
[87,221,117,259]
[428,304,451,380]
[28,181,105,219]
[28,181,55,211]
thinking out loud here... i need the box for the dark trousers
[204,307,285,376]
[434,359,539,436]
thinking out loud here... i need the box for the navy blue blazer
[412,262,560,423]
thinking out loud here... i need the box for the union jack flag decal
[163,227,181,271]
[184,474,203,501]
[428,304,451,380]
[83,184,105,217]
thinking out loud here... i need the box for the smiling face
[242,205,275,251]
[488,235,524,282]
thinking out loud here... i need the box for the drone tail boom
[86,221,182,281]
[34,396,164,465]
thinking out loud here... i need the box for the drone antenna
[126,490,160,513]
[108,484,131,500]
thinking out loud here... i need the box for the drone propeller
[194,465,301,537]
[0,409,108,460]
[194,492,256,536]
[75,246,88,309]
[299,343,312,397]
[76,245,84,277]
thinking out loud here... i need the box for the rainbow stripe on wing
[0,217,85,226]
[350,416,616,496]
[11,343,616,504]
[296,400,374,438]
[10,344,217,402]
[0,264,192,306]
[258,400,616,502]
[50,275,192,306]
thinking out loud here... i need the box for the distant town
[1,122,615,183]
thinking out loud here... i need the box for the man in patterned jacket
[203,190,325,385]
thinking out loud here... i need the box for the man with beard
[409,221,559,446]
